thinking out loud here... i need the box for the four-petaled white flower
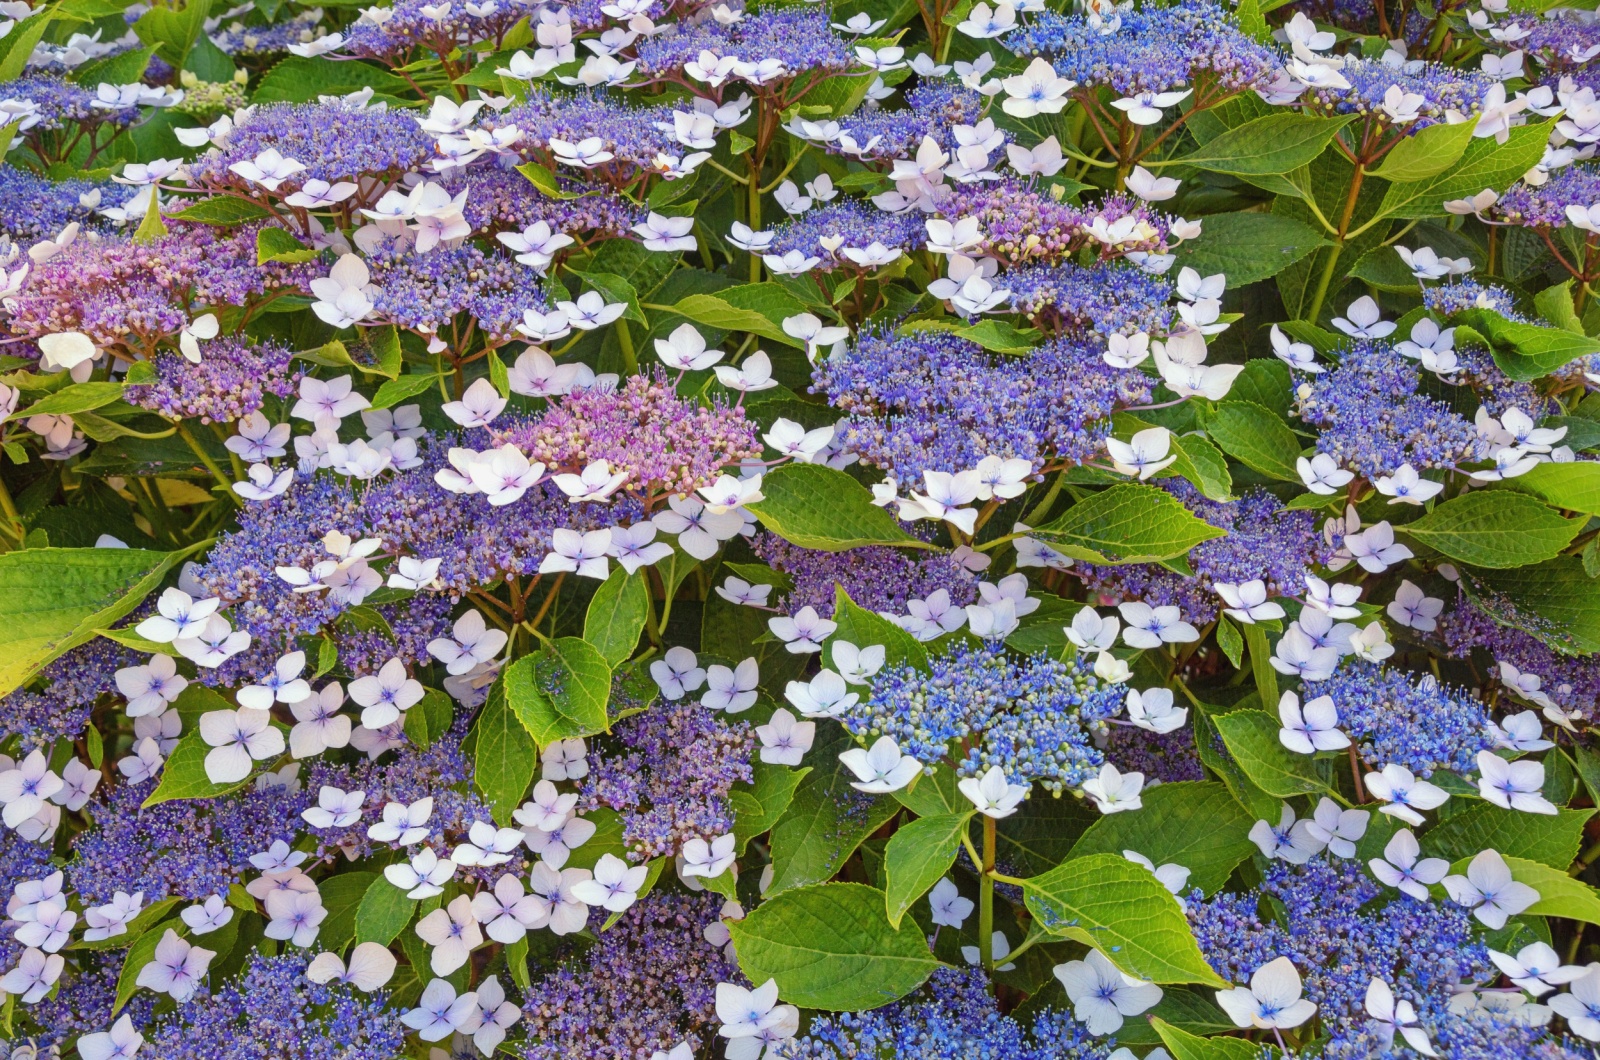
[929,878,974,928]
[1105,427,1175,480]
[839,736,922,793]
[756,708,815,766]
[1215,580,1286,624]
[1369,827,1449,900]
[571,852,650,912]
[1551,967,1600,1042]
[1124,687,1187,734]
[415,894,483,974]
[1118,602,1200,649]
[1216,956,1318,1030]
[1082,763,1144,814]
[135,930,215,1002]
[768,606,837,653]
[1365,977,1439,1056]
[1442,848,1539,928]
[1054,947,1164,1034]
[1364,763,1450,826]
[427,609,509,675]
[1277,691,1350,754]
[959,765,1029,818]
[199,708,285,784]
[1475,750,1557,814]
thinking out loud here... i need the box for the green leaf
[368,325,403,380]
[899,318,1042,354]
[369,373,444,409]
[731,762,812,854]
[402,688,453,749]
[567,268,647,326]
[256,227,318,265]
[1177,113,1356,177]
[1216,361,1292,416]
[583,567,649,667]
[746,463,930,552]
[728,882,941,1010]
[1152,1017,1279,1060]
[1216,613,1244,669]
[768,729,899,893]
[1425,804,1593,869]
[169,197,275,225]
[0,544,201,696]
[1203,401,1302,481]
[1031,483,1224,564]
[1168,433,1234,502]
[883,811,973,928]
[1379,120,1553,220]
[144,685,287,806]
[894,764,968,819]
[470,671,539,823]
[1460,556,1600,655]
[1401,490,1578,568]
[1369,116,1479,182]
[505,937,531,992]
[1172,213,1329,285]
[1460,307,1600,381]
[1022,854,1226,985]
[669,284,810,348]
[70,44,158,86]
[316,871,379,952]
[355,874,415,946]
[502,637,612,746]
[0,10,57,80]
[828,586,928,671]
[1068,781,1258,894]
[1213,709,1334,799]
[1535,282,1584,334]
[1469,855,1600,926]
[23,381,126,417]
[1235,0,1269,40]
[132,0,211,68]
[516,160,580,199]
[115,921,184,1011]
[253,55,412,103]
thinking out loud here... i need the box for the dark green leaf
[1032,483,1224,564]
[1022,854,1225,985]
[728,882,941,1010]
[1402,490,1577,568]
[1212,709,1335,799]
[883,811,972,928]
[583,567,649,667]
[1172,213,1329,285]
[1177,113,1356,176]
[1068,781,1257,894]
[747,463,930,552]
[470,672,539,823]
[1204,401,1301,481]
[0,544,202,696]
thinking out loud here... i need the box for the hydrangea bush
[4,0,1600,1055]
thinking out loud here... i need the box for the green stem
[175,421,240,507]
[1304,242,1344,326]
[0,472,23,542]
[1241,623,1279,709]
[979,815,997,975]
[748,162,764,284]
[615,319,637,375]
[1020,469,1067,527]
